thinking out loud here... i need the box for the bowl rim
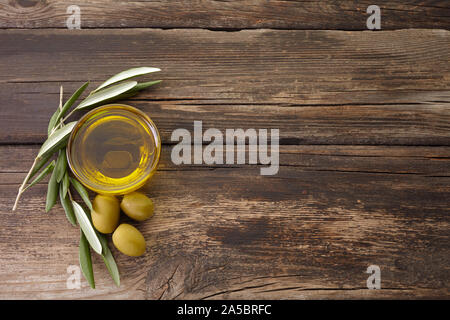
[66,104,161,195]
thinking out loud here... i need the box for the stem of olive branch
[58,109,75,126]
[12,158,38,211]
[59,87,63,113]
[12,86,64,212]
[68,189,74,202]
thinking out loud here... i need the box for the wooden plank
[0,145,448,299]
[0,0,449,30]
[2,145,449,176]
[0,29,449,145]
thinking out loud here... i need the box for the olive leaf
[37,122,77,160]
[79,231,95,289]
[47,86,63,135]
[45,166,59,212]
[48,86,64,135]
[98,234,120,287]
[55,149,67,183]
[70,177,92,211]
[23,160,55,192]
[47,110,60,136]
[60,185,76,226]
[117,80,162,100]
[90,80,162,107]
[75,81,137,111]
[28,152,53,182]
[55,81,89,124]
[62,171,70,198]
[132,80,162,93]
[93,67,160,92]
[72,201,102,254]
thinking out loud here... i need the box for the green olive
[120,192,154,222]
[91,194,120,234]
[112,223,146,257]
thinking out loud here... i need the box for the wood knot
[14,0,41,8]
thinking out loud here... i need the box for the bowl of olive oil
[67,104,161,195]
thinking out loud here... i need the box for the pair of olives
[91,191,154,257]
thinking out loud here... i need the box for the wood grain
[0,0,449,30]
[0,18,449,299]
[0,29,449,145]
[0,145,448,299]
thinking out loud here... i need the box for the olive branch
[12,67,161,288]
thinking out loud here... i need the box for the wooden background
[0,0,449,299]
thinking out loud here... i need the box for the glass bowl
[66,104,161,195]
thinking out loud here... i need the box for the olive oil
[67,105,161,194]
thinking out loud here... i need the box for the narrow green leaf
[37,122,77,160]
[98,234,120,287]
[47,86,64,135]
[131,80,162,93]
[59,184,76,226]
[117,80,162,100]
[72,201,102,254]
[62,171,70,198]
[28,152,53,181]
[47,110,60,136]
[55,149,67,183]
[23,160,55,192]
[55,81,89,124]
[93,67,160,92]
[87,80,162,107]
[70,177,92,211]
[87,91,136,108]
[45,167,58,212]
[79,232,95,289]
[75,81,137,111]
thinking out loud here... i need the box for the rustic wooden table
[0,1,449,299]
